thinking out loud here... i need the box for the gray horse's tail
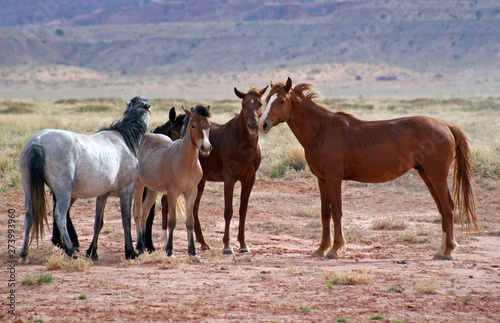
[27,145,48,243]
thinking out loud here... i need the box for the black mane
[180,104,210,138]
[100,97,150,155]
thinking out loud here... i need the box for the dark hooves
[239,248,250,254]
[325,253,337,259]
[223,248,235,255]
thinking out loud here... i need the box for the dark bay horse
[133,105,212,261]
[19,97,150,263]
[192,86,268,254]
[258,77,478,260]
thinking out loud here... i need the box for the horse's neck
[179,130,199,162]
[287,94,331,150]
[234,113,258,145]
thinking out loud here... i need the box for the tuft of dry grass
[372,217,407,230]
[417,277,438,294]
[45,250,92,271]
[324,268,372,285]
[285,144,307,171]
[121,251,187,269]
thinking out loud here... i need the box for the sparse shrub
[0,101,34,114]
[463,296,473,302]
[337,317,347,322]
[285,144,307,171]
[22,276,34,285]
[370,314,384,320]
[45,250,92,271]
[37,272,53,284]
[372,217,406,230]
[77,294,87,300]
[299,306,311,313]
[417,277,437,294]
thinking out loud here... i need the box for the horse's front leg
[237,175,256,253]
[133,180,146,253]
[120,186,138,260]
[326,179,345,259]
[185,189,201,262]
[222,177,237,254]
[86,193,110,260]
[193,180,211,250]
[313,178,333,257]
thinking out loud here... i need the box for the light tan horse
[258,77,478,260]
[133,105,211,262]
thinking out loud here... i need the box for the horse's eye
[259,103,262,108]
[242,104,245,109]
[280,100,285,104]
[191,124,195,129]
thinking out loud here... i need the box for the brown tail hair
[27,145,48,243]
[449,126,479,233]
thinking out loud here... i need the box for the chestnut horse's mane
[269,81,353,117]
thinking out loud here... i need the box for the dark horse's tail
[26,145,48,243]
[449,126,479,233]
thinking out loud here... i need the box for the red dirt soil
[1,174,499,322]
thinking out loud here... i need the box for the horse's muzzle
[200,144,212,157]
[258,120,271,134]
[247,121,259,136]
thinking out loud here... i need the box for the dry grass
[417,277,438,294]
[323,268,372,285]
[284,144,307,171]
[45,250,92,271]
[372,217,407,230]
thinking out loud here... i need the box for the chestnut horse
[133,105,211,261]
[258,77,478,260]
[192,86,268,254]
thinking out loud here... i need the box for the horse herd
[18,77,479,265]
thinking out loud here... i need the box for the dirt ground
[1,173,499,322]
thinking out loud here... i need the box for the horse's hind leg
[160,195,169,251]
[53,191,75,257]
[19,195,34,264]
[184,189,201,262]
[222,177,237,255]
[144,188,156,252]
[418,167,457,260]
[86,193,109,260]
[193,180,211,250]
[52,197,79,251]
[138,189,158,254]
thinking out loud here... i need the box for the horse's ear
[234,87,245,99]
[182,106,192,118]
[270,80,274,87]
[285,77,292,93]
[169,107,177,122]
[259,85,269,96]
[206,105,210,112]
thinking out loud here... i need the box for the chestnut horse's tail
[449,126,479,233]
[26,145,49,243]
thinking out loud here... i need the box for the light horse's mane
[269,82,352,117]
[100,97,150,155]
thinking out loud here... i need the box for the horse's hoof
[200,245,212,251]
[19,257,29,264]
[223,248,235,255]
[441,255,453,260]
[432,254,443,260]
[190,254,201,263]
[74,247,80,253]
[126,250,138,260]
[239,247,251,253]
[312,250,325,257]
[146,246,156,253]
[325,253,338,259]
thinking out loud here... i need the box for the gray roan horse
[133,105,211,262]
[19,97,151,264]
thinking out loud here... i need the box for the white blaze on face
[258,94,277,129]
[202,129,210,150]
